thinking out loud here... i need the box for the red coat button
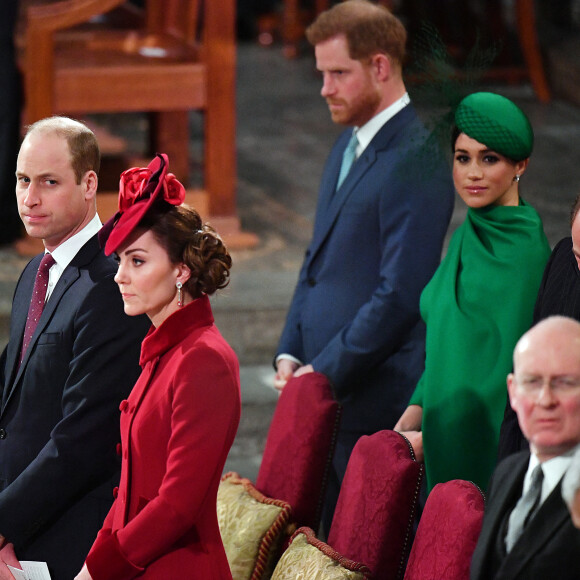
[119,400,128,412]
[116,443,122,456]
[113,486,119,499]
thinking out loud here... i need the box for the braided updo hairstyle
[139,204,232,299]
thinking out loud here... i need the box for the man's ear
[507,373,517,410]
[371,53,392,82]
[83,170,98,201]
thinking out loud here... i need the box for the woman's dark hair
[139,203,232,299]
[451,125,460,153]
[451,125,519,164]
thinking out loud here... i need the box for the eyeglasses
[515,375,580,395]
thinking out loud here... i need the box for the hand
[394,405,423,432]
[74,564,93,580]
[0,565,15,580]
[398,430,424,463]
[0,543,20,580]
[293,364,314,377]
[274,359,299,393]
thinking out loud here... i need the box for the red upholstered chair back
[327,430,424,580]
[403,479,485,580]
[255,372,342,531]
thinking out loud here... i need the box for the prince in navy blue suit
[274,0,454,525]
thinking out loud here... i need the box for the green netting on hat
[454,92,533,161]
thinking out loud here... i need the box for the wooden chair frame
[21,0,238,219]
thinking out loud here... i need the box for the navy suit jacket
[471,451,580,580]
[0,235,149,579]
[277,105,454,432]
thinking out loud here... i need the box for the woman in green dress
[394,92,551,493]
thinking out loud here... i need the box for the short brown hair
[306,0,407,67]
[25,116,100,184]
[140,204,232,299]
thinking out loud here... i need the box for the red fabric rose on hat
[102,153,186,255]
[118,167,153,212]
[161,173,186,206]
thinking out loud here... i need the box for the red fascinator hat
[100,153,186,255]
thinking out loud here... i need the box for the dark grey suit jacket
[0,235,149,579]
[471,450,580,580]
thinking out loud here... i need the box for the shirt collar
[529,445,579,503]
[49,213,102,270]
[354,92,410,156]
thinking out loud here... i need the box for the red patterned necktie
[20,253,56,363]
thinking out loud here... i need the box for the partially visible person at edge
[273,0,454,529]
[498,192,580,460]
[0,0,22,247]
[395,92,551,493]
[75,154,241,580]
[0,116,149,579]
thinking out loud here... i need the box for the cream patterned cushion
[271,527,371,580]
[218,472,294,580]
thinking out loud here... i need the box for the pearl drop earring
[176,282,183,307]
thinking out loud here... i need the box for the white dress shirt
[45,214,103,301]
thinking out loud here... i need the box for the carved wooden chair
[19,0,241,228]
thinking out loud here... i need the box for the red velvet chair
[218,373,341,579]
[327,430,425,580]
[403,479,485,580]
[255,372,342,531]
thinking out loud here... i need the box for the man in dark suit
[471,316,580,580]
[273,0,454,526]
[0,117,149,578]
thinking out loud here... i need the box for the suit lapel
[14,268,80,379]
[324,143,377,219]
[308,105,417,266]
[3,255,42,393]
[2,236,101,411]
[471,454,528,580]
[496,479,570,579]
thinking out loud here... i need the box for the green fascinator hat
[455,92,534,161]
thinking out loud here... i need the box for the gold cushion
[271,527,371,580]
[217,472,293,580]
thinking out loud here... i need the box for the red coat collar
[139,294,214,366]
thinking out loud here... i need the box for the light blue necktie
[337,130,358,189]
[505,464,544,552]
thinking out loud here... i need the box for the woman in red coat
[75,154,241,579]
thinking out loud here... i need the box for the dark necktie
[505,464,544,552]
[337,130,359,189]
[20,253,55,363]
